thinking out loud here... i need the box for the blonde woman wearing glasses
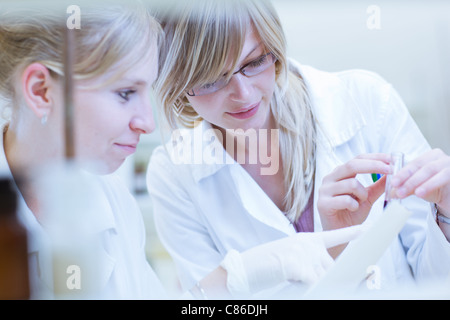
[147,0,450,298]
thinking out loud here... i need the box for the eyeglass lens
[187,52,276,97]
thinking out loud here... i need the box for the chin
[79,159,122,176]
[241,113,271,132]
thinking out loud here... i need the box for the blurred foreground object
[0,178,30,300]
[37,163,108,299]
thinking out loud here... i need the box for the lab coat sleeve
[374,79,450,280]
[146,146,225,291]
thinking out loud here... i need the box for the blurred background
[1,0,449,297]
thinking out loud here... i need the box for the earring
[173,99,185,118]
[41,112,48,125]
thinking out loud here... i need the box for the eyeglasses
[186,52,277,97]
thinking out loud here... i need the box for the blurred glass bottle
[0,177,30,299]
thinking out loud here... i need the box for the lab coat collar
[193,121,234,182]
[37,166,118,236]
[290,61,366,149]
[165,120,232,183]
[230,164,296,235]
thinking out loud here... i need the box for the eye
[201,82,217,90]
[117,89,136,102]
[248,54,268,68]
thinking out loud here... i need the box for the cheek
[186,96,220,120]
[260,69,277,98]
[72,94,112,153]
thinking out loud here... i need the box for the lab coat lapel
[229,164,296,236]
[178,121,230,183]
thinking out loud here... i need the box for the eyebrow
[243,42,263,61]
[224,42,263,75]
[116,78,149,87]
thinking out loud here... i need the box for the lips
[226,102,260,120]
[114,143,137,155]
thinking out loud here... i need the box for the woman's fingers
[395,159,447,198]
[323,195,360,212]
[318,153,392,230]
[391,149,450,200]
[324,177,386,213]
[414,167,450,199]
[326,154,391,182]
[323,178,368,200]
[320,156,389,212]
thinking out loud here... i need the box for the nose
[130,98,155,134]
[227,73,252,102]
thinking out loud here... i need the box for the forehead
[77,37,159,89]
[239,26,262,60]
[217,25,264,77]
[123,42,159,83]
[112,35,159,82]
[185,16,265,89]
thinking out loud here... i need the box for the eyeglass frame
[186,52,277,97]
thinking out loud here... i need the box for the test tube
[383,152,404,209]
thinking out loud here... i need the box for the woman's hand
[318,153,392,231]
[391,148,450,217]
[218,225,365,297]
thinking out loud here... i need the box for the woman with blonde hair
[0,3,166,299]
[147,0,450,298]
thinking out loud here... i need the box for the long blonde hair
[0,2,162,118]
[155,0,317,223]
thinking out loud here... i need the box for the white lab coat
[0,123,166,299]
[147,62,450,294]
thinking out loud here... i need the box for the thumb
[318,224,365,249]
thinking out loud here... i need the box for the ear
[21,63,56,120]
